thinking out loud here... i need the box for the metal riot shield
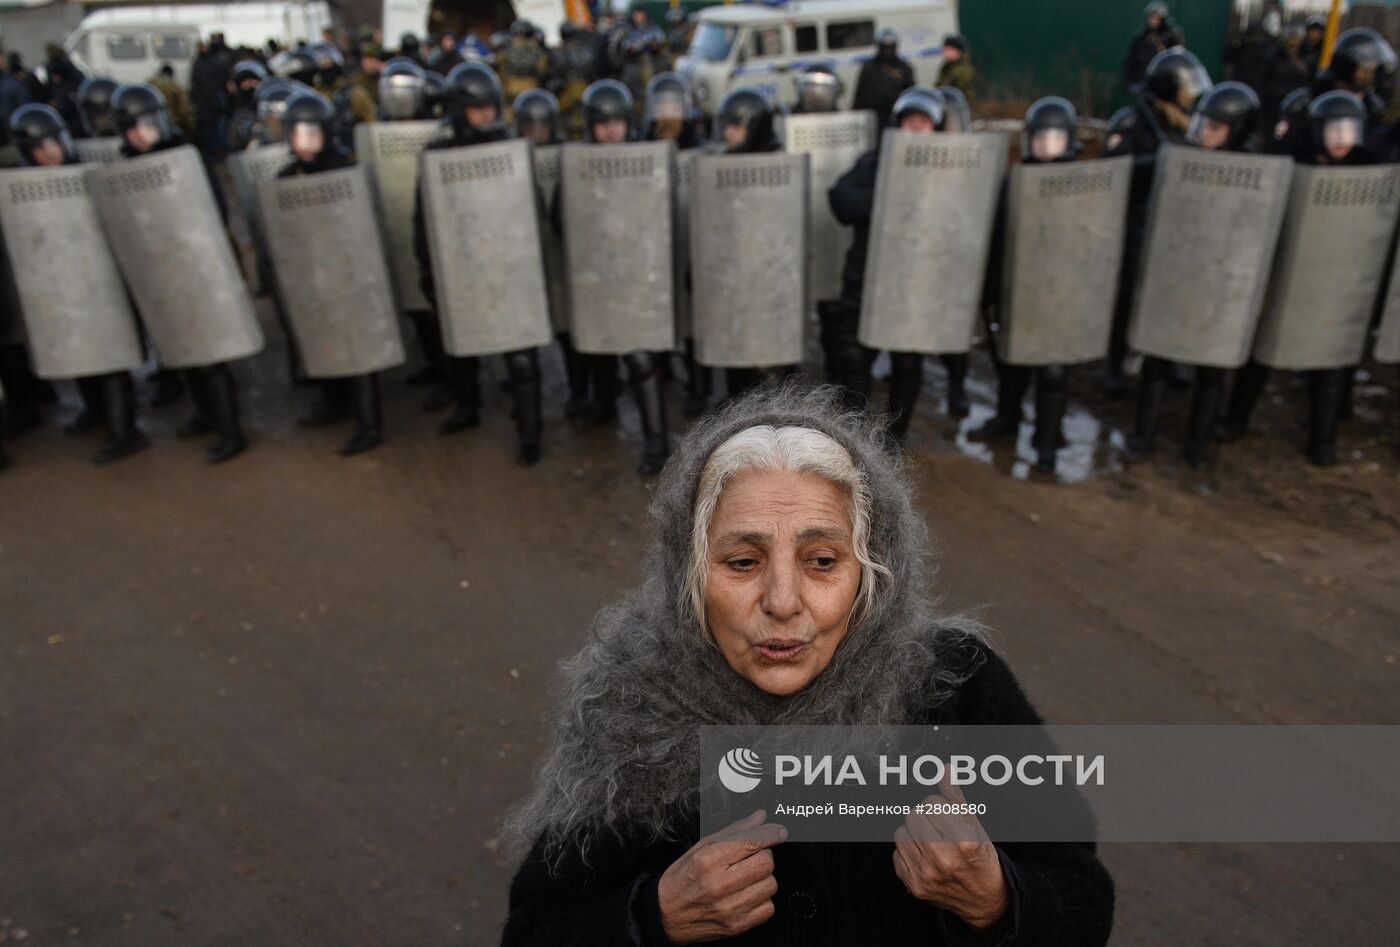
[859,130,1007,354]
[1252,164,1400,370]
[998,156,1132,366]
[1376,237,1400,364]
[533,142,570,334]
[73,137,123,165]
[421,139,553,356]
[672,148,696,339]
[90,145,263,368]
[0,165,142,378]
[1128,144,1293,368]
[257,165,405,377]
[228,143,290,295]
[560,140,675,354]
[779,110,876,304]
[690,152,809,368]
[355,120,442,314]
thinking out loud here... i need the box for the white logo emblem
[717,747,763,793]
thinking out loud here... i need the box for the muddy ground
[1,302,1398,945]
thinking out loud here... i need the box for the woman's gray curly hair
[503,382,985,868]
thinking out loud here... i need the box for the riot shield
[779,110,876,305]
[421,139,553,357]
[858,130,1007,354]
[560,140,676,355]
[690,152,809,368]
[998,156,1132,366]
[228,143,290,295]
[1376,238,1400,364]
[73,137,123,166]
[1252,164,1400,370]
[257,165,405,377]
[1128,144,1293,368]
[0,165,142,378]
[90,145,263,368]
[533,142,569,334]
[355,120,442,314]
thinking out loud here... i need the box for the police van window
[795,25,819,54]
[827,20,875,51]
[750,26,784,58]
[154,34,191,60]
[691,22,738,61]
[106,35,147,61]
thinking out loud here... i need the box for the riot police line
[1,40,1399,479]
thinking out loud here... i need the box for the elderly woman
[502,385,1113,945]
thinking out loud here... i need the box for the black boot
[0,344,43,435]
[177,368,213,439]
[626,351,669,475]
[1218,360,1270,443]
[506,349,543,465]
[1183,367,1223,470]
[437,356,481,434]
[576,355,619,428]
[1306,369,1345,467]
[148,368,185,407]
[93,372,147,465]
[407,310,446,386]
[558,332,591,419]
[683,337,711,416]
[417,311,454,412]
[941,353,969,418]
[973,364,1030,438]
[299,379,351,427]
[202,364,248,464]
[1031,365,1068,473]
[1337,367,1355,423]
[341,373,383,455]
[1124,356,1168,461]
[68,376,106,434]
[887,352,925,444]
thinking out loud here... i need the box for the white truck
[63,2,335,84]
[677,0,959,115]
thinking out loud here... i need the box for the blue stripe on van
[734,45,943,75]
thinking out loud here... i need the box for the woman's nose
[761,558,803,621]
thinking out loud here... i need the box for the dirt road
[2,336,1397,945]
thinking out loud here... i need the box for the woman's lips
[754,639,808,662]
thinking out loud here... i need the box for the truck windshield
[690,22,737,62]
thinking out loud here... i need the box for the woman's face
[704,468,861,697]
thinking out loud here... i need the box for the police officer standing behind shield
[792,61,843,114]
[113,82,250,463]
[6,104,146,464]
[1124,3,1185,88]
[413,62,545,465]
[853,29,914,129]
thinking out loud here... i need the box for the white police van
[677,0,958,115]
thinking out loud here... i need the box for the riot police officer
[792,61,843,114]
[974,96,1080,473]
[939,86,973,132]
[514,87,561,145]
[1107,47,1213,393]
[413,61,544,465]
[310,42,375,153]
[1219,90,1371,467]
[423,70,446,120]
[8,103,146,464]
[226,59,268,151]
[1126,81,1261,468]
[379,57,427,120]
[853,28,915,128]
[829,86,961,442]
[113,82,249,463]
[76,76,118,138]
[254,77,297,144]
[1314,28,1396,121]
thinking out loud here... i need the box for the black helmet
[276,48,320,86]
[1102,105,1138,156]
[511,19,533,38]
[890,86,946,130]
[1186,81,1259,151]
[716,87,777,152]
[232,59,269,86]
[379,56,426,120]
[794,61,843,113]
[582,79,634,141]
[1328,28,1398,100]
[111,82,175,149]
[309,42,345,84]
[284,88,336,147]
[254,76,297,143]
[422,70,446,118]
[938,86,972,132]
[445,61,504,133]
[1271,87,1312,149]
[1145,47,1213,110]
[9,103,75,165]
[514,88,561,144]
[400,32,421,53]
[1307,89,1367,160]
[1022,96,1077,161]
[77,76,118,137]
[644,72,697,138]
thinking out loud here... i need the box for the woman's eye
[727,558,758,571]
[809,556,837,570]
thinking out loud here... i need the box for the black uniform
[852,42,914,129]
